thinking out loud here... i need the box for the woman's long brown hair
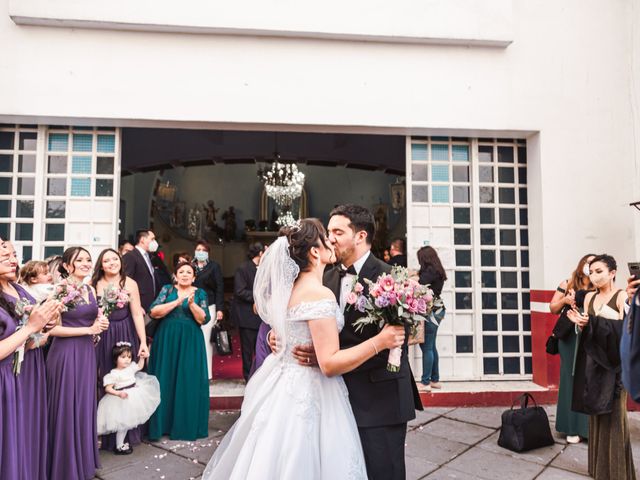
[567,253,596,292]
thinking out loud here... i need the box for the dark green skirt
[556,332,589,438]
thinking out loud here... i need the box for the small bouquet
[98,283,130,318]
[12,298,35,375]
[347,266,434,372]
[52,278,86,312]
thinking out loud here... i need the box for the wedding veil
[253,235,300,356]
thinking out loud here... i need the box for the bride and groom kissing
[204,204,424,480]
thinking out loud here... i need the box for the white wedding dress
[202,298,367,480]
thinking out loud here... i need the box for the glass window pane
[499,188,515,204]
[521,230,529,246]
[96,179,114,197]
[522,313,531,331]
[483,314,498,331]
[501,250,517,267]
[48,155,67,174]
[431,144,449,161]
[524,336,532,353]
[524,357,532,374]
[479,186,494,204]
[22,246,32,263]
[412,185,428,203]
[483,335,498,353]
[504,357,520,374]
[453,208,470,224]
[456,336,473,353]
[0,200,10,217]
[480,228,495,245]
[502,314,519,331]
[452,186,469,203]
[519,188,528,204]
[518,146,527,163]
[0,132,14,150]
[15,223,33,241]
[431,165,449,182]
[478,145,493,163]
[521,271,530,289]
[45,224,65,241]
[500,229,517,246]
[97,156,114,174]
[70,178,91,197]
[97,135,115,153]
[432,185,449,203]
[520,208,528,225]
[16,200,34,218]
[455,250,471,267]
[521,251,529,268]
[455,292,472,310]
[0,178,11,194]
[503,336,520,353]
[18,155,36,173]
[455,271,472,288]
[501,271,518,288]
[48,133,68,152]
[454,228,471,245]
[519,167,527,184]
[411,143,427,161]
[497,146,514,163]
[481,271,496,288]
[482,292,497,309]
[498,167,515,183]
[44,246,64,258]
[480,208,495,224]
[46,201,65,218]
[478,165,493,182]
[522,292,530,310]
[0,223,8,238]
[47,178,66,196]
[481,250,496,266]
[19,132,37,150]
[499,208,516,225]
[484,357,499,375]
[452,145,469,161]
[0,154,12,172]
[17,177,34,195]
[72,134,93,152]
[71,156,92,174]
[501,293,519,310]
[412,164,428,181]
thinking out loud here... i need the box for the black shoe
[114,443,133,455]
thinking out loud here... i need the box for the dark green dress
[148,285,211,441]
[556,330,589,438]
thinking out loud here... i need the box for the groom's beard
[334,244,355,266]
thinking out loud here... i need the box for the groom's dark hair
[329,204,375,245]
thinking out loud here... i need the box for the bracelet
[370,339,379,355]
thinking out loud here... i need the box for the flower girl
[97,341,161,454]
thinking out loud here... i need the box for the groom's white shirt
[339,250,370,313]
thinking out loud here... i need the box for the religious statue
[205,200,219,231]
[187,206,202,239]
[372,204,389,258]
[222,206,237,242]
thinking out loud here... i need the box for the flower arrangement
[347,266,434,372]
[99,283,130,318]
[52,278,86,312]
[12,297,35,375]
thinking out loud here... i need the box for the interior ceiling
[121,128,406,176]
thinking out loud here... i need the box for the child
[18,260,54,302]
[97,342,161,454]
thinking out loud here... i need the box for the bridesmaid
[91,248,149,452]
[1,242,58,480]
[47,247,109,480]
[0,240,56,480]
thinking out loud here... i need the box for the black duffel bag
[498,393,555,452]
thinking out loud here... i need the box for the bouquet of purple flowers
[52,279,86,312]
[12,298,35,375]
[347,266,434,372]
[98,283,130,318]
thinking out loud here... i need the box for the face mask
[590,271,609,288]
[582,265,591,277]
[194,251,208,262]
[148,240,159,253]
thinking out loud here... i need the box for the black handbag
[552,307,574,340]
[498,393,555,452]
[545,335,559,355]
[214,327,233,356]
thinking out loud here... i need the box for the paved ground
[95,406,640,479]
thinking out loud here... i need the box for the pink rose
[416,298,427,314]
[346,292,358,305]
[380,275,395,292]
[424,293,433,303]
[388,291,397,305]
[354,282,364,294]
[370,286,381,298]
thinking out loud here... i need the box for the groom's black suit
[324,252,423,480]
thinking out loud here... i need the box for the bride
[203,218,405,479]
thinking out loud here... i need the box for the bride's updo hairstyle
[279,218,330,272]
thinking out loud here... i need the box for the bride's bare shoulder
[290,284,336,305]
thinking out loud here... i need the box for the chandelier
[257,158,305,227]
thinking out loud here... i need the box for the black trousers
[358,423,407,480]
[238,327,259,381]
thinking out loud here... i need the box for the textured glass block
[479,186,494,204]
[97,135,115,153]
[431,144,449,161]
[17,178,35,195]
[452,145,469,162]
[0,155,12,172]
[504,357,520,374]
[503,336,520,353]
[481,250,496,266]
[501,271,518,288]
[432,185,449,203]
[497,146,514,163]
[521,251,529,268]
[48,133,68,152]
[517,146,527,163]
[478,145,493,163]
[521,271,530,289]
[499,208,516,225]
[456,336,473,353]
[46,201,65,218]
[455,250,471,267]
[96,179,114,197]
[453,208,470,224]
[484,357,499,374]
[483,336,498,353]
[72,134,93,152]
[482,292,497,309]
[44,246,64,258]
[0,178,11,194]
[411,143,428,161]
[412,164,428,181]
[0,200,10,217]
[480,208,495,224]
[483,314,498,331]
[501,250,517,267]
[45,224,65,241]
[16,200,34,218]
[478,166,493,182]
[452,165,469,182]
[47,178,66,196]
[0,132,14,150]
[70,178,91,197]
[502,314,519,331]
[412,185,428,203]
[48,155,67,174]
[431,164,449,182]
[18,132,37,151]
[500,229,517,246]
[498,167,515,183]
[482,271,496,288]
[499,188,515,204]
[454,228,471,245]
[18,155,35,173]
[455,271,472,288]
[97,156,115,175]
[453,186,469,203]
[501,293,519,310]
[0,223,8,239]
[72,156,92,174]
[15,223,33,241]
[480,228,495,245]
[455,292,472,310]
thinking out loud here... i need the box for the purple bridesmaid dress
[95,301,141,450]
[47,288,101,480]
[5,283,47,480]
[0,306,27,479]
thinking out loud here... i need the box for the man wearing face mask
[123,229,160,312]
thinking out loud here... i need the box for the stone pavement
[95,406,640,480]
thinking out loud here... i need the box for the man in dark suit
[323,204,423,480]
[123,229,159,312]
[388,238,408,267]
[230,242,265,381]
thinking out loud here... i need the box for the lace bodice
[282,299,343,363]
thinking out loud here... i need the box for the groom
[323,204,423,479]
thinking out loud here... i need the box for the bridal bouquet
[52,278,86,312]
[98,283,130,318]
[12,298,35,375]
[347,266,434,372]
